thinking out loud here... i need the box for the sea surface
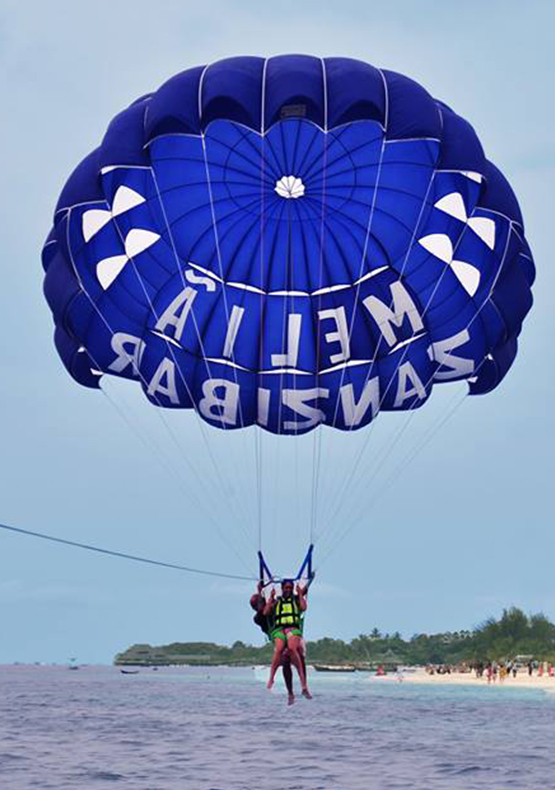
[1,664,555,790]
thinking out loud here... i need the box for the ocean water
[1,665,555,790]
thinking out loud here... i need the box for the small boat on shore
[312,663,356,673]
[120,669,140,675]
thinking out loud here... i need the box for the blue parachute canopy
[42,55,534,435]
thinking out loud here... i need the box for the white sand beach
[399,668,555,691]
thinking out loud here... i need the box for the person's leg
[287,634,311,697]
[298,640,307,686]
[267,638,286,689]
[282,659,294,704]
[299,652,311,698]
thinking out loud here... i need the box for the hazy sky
[0,0,553,664]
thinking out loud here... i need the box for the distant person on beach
[264,579,311,700]
[250,583,307,705]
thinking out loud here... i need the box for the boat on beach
[312,663,357,673]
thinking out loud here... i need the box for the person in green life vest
[251,582,308,705]
[264,579,312,699]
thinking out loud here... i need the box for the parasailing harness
[256,544,315,637]
[257,543,315,592]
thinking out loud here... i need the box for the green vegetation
[115,608,555,666]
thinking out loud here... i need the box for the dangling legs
[267,637,286,689]
[287,633,311,698]
[281,650,295,705]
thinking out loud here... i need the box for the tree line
[116,608,555,666]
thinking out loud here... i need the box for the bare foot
[266,679,274,690]
[288,693,295,706]
[302,688,312,700]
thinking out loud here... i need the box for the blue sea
[1,664,555,790]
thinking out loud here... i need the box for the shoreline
[399,668,555,691]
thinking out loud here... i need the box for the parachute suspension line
[318,171,507,544]
[321,385,460,549]
[320,199,510,543]
[374,388,467,492]
[197,92,268,544]
[89,355,253,575]
[323,200,512,547]
[276,185,294,438]
[256,60,270,557]
[149,89,254,520]
[318,335,472,551]
[197,86,259,530]
[111,384,252,574]
[329,215,511,537]
[66,217,212,515]
[310,61,330,546]
[329,138,387,430]
[107,284,254,561]
[98,383,211,507]
[317,386,468,567]
[294,425,300,533]
[255,428,263,552]
[374,388,468,500]
[66,217,254,571]
[198,85,246,433]
[272,165,294,552]
[272,435,282,549]
[287,118,309,538]
[0,522,257,582]
[343,163,441,413]
[199,130,262,538]
[150,166,258,543]
[309,428,323,545]
[315,133,388,539]
[104,190,253,539]
[315,161,439,540]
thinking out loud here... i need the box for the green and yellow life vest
[274,596,301,628]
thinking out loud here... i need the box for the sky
[0,0,553,664]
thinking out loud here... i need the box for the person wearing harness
[250,583,271,637]
[250,582,308,705]
[264,579,311,699]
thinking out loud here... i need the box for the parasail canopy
[42,55,534,436]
